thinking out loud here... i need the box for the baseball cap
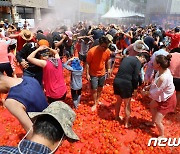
[28,101,79,140]
[38,39,50,47]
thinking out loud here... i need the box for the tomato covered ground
[0,60,179,154]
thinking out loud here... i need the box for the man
[144,44,169,83]
[0,72,48,139]
[165,27,180,52]
[88,24,105,47]
[16,39,49,84]
[86,36,111,111]
[123,40,149,56]
[0,101,79,153]
[54,31,73,59]
[144,31,159,53]
[9,29,35,52]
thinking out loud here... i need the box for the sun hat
[106,34,113,43]
[28,101,79,140]
[0,21,5,25]
[65,31,73,39]
[38,39,50,47]
[20,29,33,41]
[133,40,145,52]
[71,58,82,70]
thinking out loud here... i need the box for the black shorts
[173,78,180,91]
[113,78,133,99]
[79,53,87,62]
[0,62,13,77]
[47,92,67,104]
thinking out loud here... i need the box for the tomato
[0,64,179,154]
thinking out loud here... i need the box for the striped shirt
[0,139,51,154]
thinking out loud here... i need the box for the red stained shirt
[16,35,36,52]
[165,32,180,50]
[43,59,67,99]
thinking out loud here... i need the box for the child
[64,57,83,108]
[8,39,17,78]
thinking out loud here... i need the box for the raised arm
[27,46,47,68]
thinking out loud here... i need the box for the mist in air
[36,0,79,31]
[35,0,180,31]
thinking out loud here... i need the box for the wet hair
[8,44,16,53]
[33,115,64,143]
[83,37,89,42]
[99,36,110,45]
[137,52,151,63]
[155,54,172,69]
[37,30,43,34]
[175,27,179,33]
[17,27,21,31]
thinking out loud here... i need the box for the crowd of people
[0,18,180,152]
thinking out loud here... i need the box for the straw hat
[133,40,145,52]
[20,29,33,41]
[0,21,4,25]
[106,34,113,43]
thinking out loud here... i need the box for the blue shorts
[90,75,106,90]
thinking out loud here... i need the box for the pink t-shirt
[8,52,16,71]
[0,39,11,64]
[43,59,67,99]
[169,53,180,79]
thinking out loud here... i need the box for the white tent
[101,6,119,18]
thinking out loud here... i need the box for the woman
[143,54,176,137]
[0,33,13,77]
[169,51,180,104]
[27,40,67,103]
[0,73,48,139]
[113,53,148,128]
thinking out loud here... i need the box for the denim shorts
[90,75,106,90]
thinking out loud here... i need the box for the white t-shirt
[149,69,175,102]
